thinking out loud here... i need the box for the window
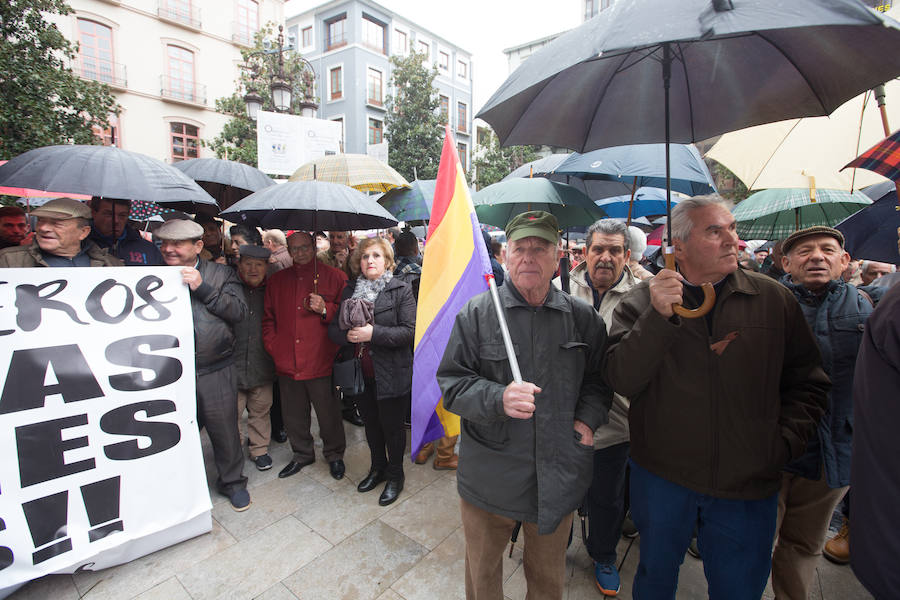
[362,16,386,54]
[93,115,120,147]
[457,101,467,133]
[170,122,199,161]
[368,118,383,145]
[302,26,312,47]
[584,0,597,20]
[367,67,383,106]
[458,60,468,79]
[458,142,467,172]
[439,95,449,123]
[393,29,407,54]
[439,51,449,71]
[166,45,196,102]
[160,0,199,27]
[77,19,117,85]
[418,40,429,55]
[329,66,342,100]
[326,15,346,50]
[234,0,258,46]
[332,117,344,152]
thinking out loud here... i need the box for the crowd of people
[0,194,897,599]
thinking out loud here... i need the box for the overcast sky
[284,0,581,112]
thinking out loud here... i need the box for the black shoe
[342,408,364,427]
[357,468,386,492]
[329,459,345,480]
[278,458,313,479]
[273,429,288,443]
[379,477,404,506]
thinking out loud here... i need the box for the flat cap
[782,226,845,255]
[239,244,271,260]
[155,218,204,240]
[505,211,560,245]
[30,198,90,220]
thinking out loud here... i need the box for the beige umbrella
[289,153,409,193]
[706,78,900,194]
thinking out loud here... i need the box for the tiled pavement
[11,417,872,600]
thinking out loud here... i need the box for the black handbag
[333,345,365,396]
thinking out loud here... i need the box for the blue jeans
[629,459,777,600]
[585,442,630,564]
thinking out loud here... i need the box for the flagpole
[485,274,522,384]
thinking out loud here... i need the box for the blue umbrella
[376,179,436,223]
[836,182,900,265]
[594,187,681,219]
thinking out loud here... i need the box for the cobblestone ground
[11,416,872,600]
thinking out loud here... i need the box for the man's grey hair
[263,229,287,247]
[669,195,733,242]
[586,219,630,252]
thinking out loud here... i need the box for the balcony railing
[160,75,206,105]
[231,22,257,47]
[158,1,202,29]
[75,56,127,88]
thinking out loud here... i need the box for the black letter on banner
[85,279,133,324]
[0,486,12,570]
[16,414,95,487]
[15,280,88,331]
[0,345,103,414]
[134,276,174,321]
[101,400,181,460]
[80,477,123,542]
[22,491,72,565]
[106,336,182,391]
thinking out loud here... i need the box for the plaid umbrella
[733,188,872,240]
[843,129,900,182]
[472,178,607,229]
[377,179,436,223]
[289,153,409,193]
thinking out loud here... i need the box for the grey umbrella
[172,158,275,210]
[477,0,900,317]
[0,145,219,214]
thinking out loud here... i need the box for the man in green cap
[438,210,612,599]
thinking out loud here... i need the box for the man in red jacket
[263,231,348,480]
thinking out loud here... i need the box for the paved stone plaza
[11,418,871,600]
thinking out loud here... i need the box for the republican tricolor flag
[410,126,493,458]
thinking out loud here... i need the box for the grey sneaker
[253,454,273,471]
[229,488,251,512]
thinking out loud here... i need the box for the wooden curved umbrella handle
[664,249,715,319]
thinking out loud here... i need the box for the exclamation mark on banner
[22,491,71,565]
[80,477,123,542]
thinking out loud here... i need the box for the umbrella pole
[874,84,900,205]
[626,177,638,228]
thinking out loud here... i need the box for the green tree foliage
[385,51,444,181]
[205,23,317,166]
[708,158,749,203]
[471,129,541,190]
[0,0,119,159]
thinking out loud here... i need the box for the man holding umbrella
[155,219,251,512]
[604,196,829,598]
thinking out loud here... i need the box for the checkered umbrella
[843,129,900,182]
[733,188,872,240]
[289,154,409,193]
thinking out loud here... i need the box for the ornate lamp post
[242,25,318,119]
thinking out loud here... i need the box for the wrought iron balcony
[159,75,206,105]
[75,56,127,88]
[158,1,202,29]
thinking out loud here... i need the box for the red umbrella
[843,129,900,182]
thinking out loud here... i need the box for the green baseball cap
[505,211,560,245]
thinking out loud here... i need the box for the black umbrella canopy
[172,158,275,210]
[0,145,219,214]
[220,181,398,231]
[478,0,900,152]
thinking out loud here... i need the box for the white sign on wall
[257,111,342,176]
[0,267,211,598]
[366,142,389,165]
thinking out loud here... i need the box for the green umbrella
[472,178,606,229]
[733,187,872,240]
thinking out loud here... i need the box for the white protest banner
[0,267,211,597]
[366,142,389,164]
[257,111,342,176]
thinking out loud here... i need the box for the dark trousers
[629,459,777,600]
[278,375,346,463]
[353,377,406,479]
[197,364,247,495]
[585,442,630,564]
[270,380,284,433]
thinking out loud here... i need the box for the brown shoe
[433,435,459,470]
[414,442,434,465]
[824,518,850,564]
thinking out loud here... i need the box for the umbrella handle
[664,250,715,319]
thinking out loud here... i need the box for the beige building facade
[50,0,285,163]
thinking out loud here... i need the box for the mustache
[592,261,615,270]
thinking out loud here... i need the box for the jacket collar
[502,279,571,312]
[571,262,638,294]
[781,274,841,300]
[721,266,762,297]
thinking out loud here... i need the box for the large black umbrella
[478,0,900,316]
[836,181,900,265]
[0,145,219,214]
[173,158,275,210]
[219,181,398,231]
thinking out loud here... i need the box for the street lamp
[242,25,318,119]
